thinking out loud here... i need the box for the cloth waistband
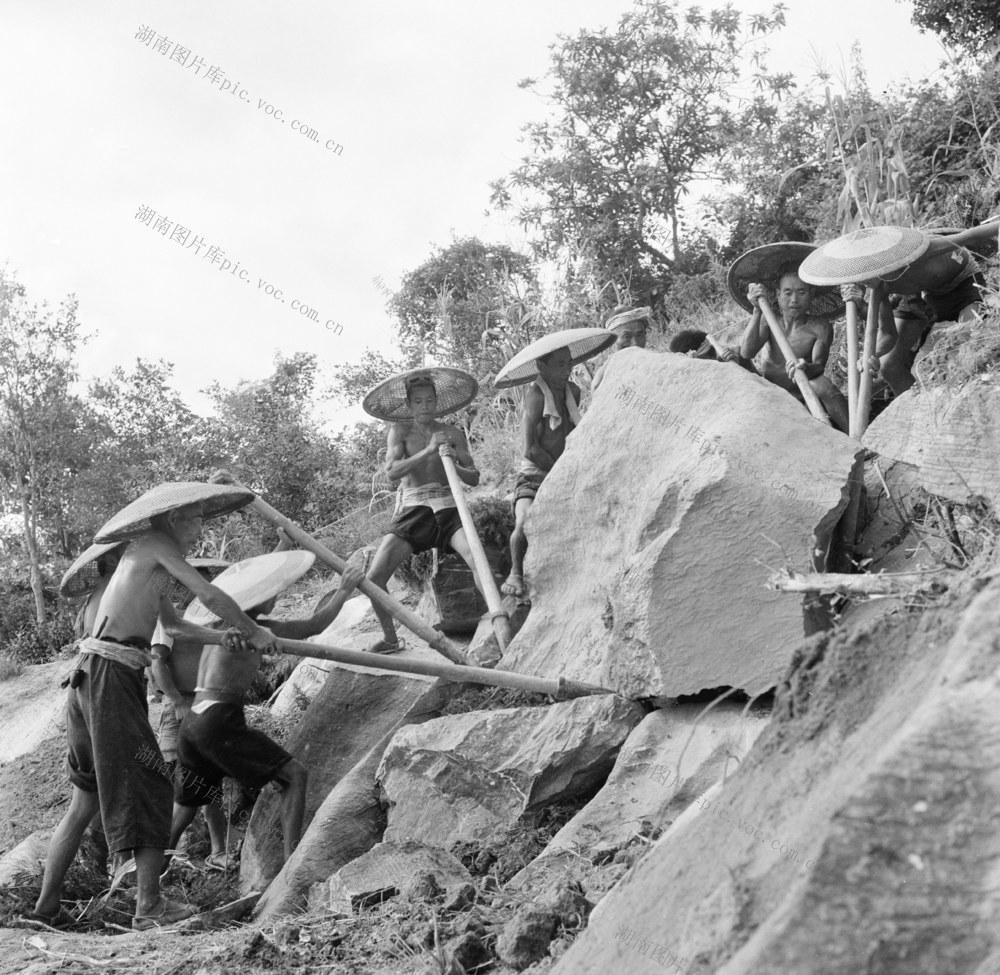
[519,460,547,477]
[79,636,152,671]
[194,688,244,705]
[400,482,455,514]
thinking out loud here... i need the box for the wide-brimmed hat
[494,328,617,389]
[799,227,930,286]
[728,242,845,318]
[362,367,479,422]
[184,550,316,624]
[94,482,256,544]
[164,557,232,605]
[59,541,127,598]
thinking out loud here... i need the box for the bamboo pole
[844,298,861,438]
[277,636,614,701]
[438,448,512,652]
[769,568,955,597]
[242,492,470,666]
[756,295,831,425]
[855,282,883,438]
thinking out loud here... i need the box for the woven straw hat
[94,482,256,544]
[799,227,930,286]
[184,550,316,624]
[494,328,617,389]
[59,541,126,598]
[728,242,844,318]
[362,367,479,422]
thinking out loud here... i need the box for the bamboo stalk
[844,298,861,437]
[855,282,883,437]
[756,296,831,425]
[769,568,955,597]
[243,493,470,666]
[277,636,614,701]
[438,449,512,652]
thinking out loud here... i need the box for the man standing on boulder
[360,368,486,654]
[494,328,617,599]
[30,483,279,931]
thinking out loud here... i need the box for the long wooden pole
[844,298,861,438]
[277,636,614,701]
[756,296,831,425]
[244,493,470,666]
[855,282,883,438]
[438,449,512,652]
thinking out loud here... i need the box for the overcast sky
[0,0,944,429]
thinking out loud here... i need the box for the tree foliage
[389,237,536,373]
[909,0,1000,57]
[490,0,793,294]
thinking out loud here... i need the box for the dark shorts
[175,702,292,807]
[512,471,546,515]
[387,504,463,555]
[65,654,172,854]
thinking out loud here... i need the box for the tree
[389,237,536,372]
[0,269,86,621]
[490,0,792,293]
[908,0,1000,58]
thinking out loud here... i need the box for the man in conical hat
[503,346,581,598]
[362,369,486,653]
[167,550,365,866]
[32,483,280,931]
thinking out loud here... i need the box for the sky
[0,0,946,430]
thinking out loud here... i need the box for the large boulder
[377,695,644,847]
[316,840,471,915]
[548,562,1000,974]
[240,664,436,892]
[510,702,770,890]
[863,380,1000,509]
[501,351,860,700]
[254,679,459,920]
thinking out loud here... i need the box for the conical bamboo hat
[799,227,930,286]
[59,541,126,598]
[728,242,844,318]
[362,367,479,422]
[94,482,256,543]
[494,328,617,389]
[184,550,315,624]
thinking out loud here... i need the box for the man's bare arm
[442,427,480,486]
[801,327,833,378]
[942,219,1000,249]
[521,388,557,472]
[153,547,276,652]
[740,309,768,360]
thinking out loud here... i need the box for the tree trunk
[16,468,46,623]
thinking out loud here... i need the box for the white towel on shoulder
[535,377,581,431]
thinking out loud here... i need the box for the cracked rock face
[501,351,860,700]
[376,696,644,847]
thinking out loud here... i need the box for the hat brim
[493,328,618,389]
[94,483,256,544]
[728,242,845,318]
[362,368,479,422]
[799,227,930,286]
[183,550,316,624]
[59,541,127,598]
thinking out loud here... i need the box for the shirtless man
[168,556,364,864]
[740,270,850,432]
[870,222,998,393]
[366,373,485,653]
[668,329,757,373]
[591,305,651,392]
[32,494,278,931]
[502,347,580,598]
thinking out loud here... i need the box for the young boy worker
[494,327,617,598]
[167,550,365,865]
[31,482,280,931]
[730,242,850,433]
[360,367,485,654]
